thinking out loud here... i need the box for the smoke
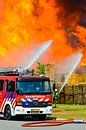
[57,0,86,20]
[54,0,86,52]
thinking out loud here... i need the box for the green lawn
[51,104,86,119]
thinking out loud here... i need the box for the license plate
[31,109,40,113]
[31,109,40,112]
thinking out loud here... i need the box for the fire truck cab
[0,68,52,120]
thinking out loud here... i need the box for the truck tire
[4,105,12,120]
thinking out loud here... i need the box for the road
[0,117,86,130]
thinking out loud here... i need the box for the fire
[73,26,86,51]
[0,0,86,67]
[73,26,86,65]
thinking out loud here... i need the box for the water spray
[23,40,52,69]
[59,52,83,93]
[0,40,52,75]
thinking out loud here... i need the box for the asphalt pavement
[0,117,86,130]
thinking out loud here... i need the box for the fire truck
[0,68,52,120]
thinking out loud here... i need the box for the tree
[35,62,46,76]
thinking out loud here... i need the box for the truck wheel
[4,106,12,120]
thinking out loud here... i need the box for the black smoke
[56,0,86,26]
[58,0,81,13]
[55,0,86,50]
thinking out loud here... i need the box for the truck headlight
[48,103,52,105]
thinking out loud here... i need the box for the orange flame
[0,0,85,67]
[72,26,86,65]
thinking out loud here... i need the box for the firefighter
[52,83,58,107]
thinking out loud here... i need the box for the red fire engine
[0,68,52,120]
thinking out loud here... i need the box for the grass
[51,104,86,119]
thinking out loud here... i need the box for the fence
[57,84,86,104]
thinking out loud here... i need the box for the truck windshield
[16,79,51,94]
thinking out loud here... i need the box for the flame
[72,26,86,65]
[0,0,86,67]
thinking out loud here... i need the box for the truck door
[0,80,4,108]
[6,80,15,93]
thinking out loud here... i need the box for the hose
[22,118,86,127]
